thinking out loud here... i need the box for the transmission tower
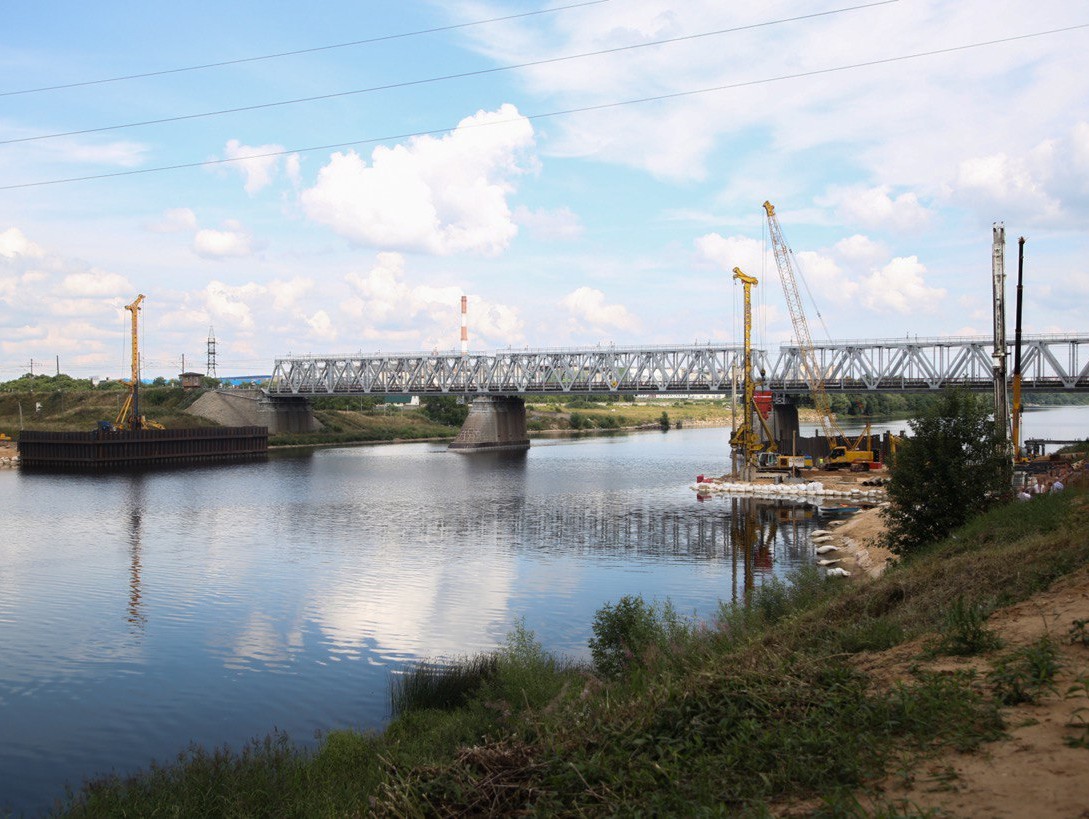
[206,325,218,378]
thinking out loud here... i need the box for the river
[1,406,1086,814]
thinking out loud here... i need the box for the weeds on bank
[930,596,1002,656]
[987,636,1061,705]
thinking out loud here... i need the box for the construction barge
[17,426,268,470]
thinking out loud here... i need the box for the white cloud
[513,206,583,240]
[193,224,253,259]
[860,256,946,314]
[822,186,932,232]
[203,281,263,329]
[559,286,639,334]
[301,104,535,256]
[267,277,313,311]
[343,252,524,348]
[223,139,293,194]
[694,233,762,275]
[0,228,44,259]
[60,270,133,298]
[306,310,337,341]
[833,235,886,266]
[147,208,198,234]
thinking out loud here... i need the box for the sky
[1,0,1087,380]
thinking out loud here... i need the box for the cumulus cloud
[949,122,1089,224]
[301,104,535,256]
[694,233,762,275]
[193,221,254,259]
[513,206,583,240]
[860,256,946,314]
[821,186,932,232]
[559,286,639,334]
[343,252,524,348]
[60,270,133,298]
[148,208,198,234]
[0,228,45,259]
[306,310,337,341]
[223,139,295,194]
[267,277,313,311]
[203,281,263,329]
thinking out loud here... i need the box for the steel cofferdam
[266,335,1089,397]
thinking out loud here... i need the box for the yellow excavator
[107,294,164,431]
[763,201,874,471]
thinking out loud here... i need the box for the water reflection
[126,475,146,631]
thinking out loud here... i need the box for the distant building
[180,372,204,390]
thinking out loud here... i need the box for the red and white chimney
[460,295,468,355]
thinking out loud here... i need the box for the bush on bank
[58,488,1088,817]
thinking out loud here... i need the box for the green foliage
[568,411,590,430]
[658,410,670,431]
[883,390,1012,556]
[931,597,1002,656]
[988,636,1061,705]
[1070,619,1089,647]
[420,396,468,427]
[588,595,689,677]
[390,655,500,717]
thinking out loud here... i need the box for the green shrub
[588,595,689,677]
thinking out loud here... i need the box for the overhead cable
[0,0,610,97]
[1,1,899,145]
[2,22,1085,192]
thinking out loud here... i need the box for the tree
[421,396,469,427]
[883,390,1012,557]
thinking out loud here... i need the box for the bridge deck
[266,335,1089,397]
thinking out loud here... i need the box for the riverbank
[56,488,1089,816]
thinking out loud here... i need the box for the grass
[54,488,1089,817]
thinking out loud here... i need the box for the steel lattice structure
[266,335,1089,397]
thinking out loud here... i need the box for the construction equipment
[729,267,777,474]
[112,294,164,431]
[763,201,874,470]
[1011,236,1027,462]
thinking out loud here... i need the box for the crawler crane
[763,201,873,470]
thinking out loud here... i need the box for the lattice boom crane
[763,201,872,469]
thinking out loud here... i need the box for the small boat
[817,505,861,517]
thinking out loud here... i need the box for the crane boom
[763,202,871,469]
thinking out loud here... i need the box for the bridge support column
[449,396,530,451]
[771,400,799,451]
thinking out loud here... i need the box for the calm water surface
[1,410,1085,814]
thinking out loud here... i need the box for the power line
[0,0,610,98]
[3,22,1085,192]
[2,1,899,146]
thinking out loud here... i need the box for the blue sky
[1,0,1087,379]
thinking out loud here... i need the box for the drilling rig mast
[729,267,776,476]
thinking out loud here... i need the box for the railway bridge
[264,334,1089,449]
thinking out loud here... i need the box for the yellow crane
[113,294,164,431]
[729,267,777,472]
[763,201,873,470]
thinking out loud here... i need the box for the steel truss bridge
[266,334,1089,397]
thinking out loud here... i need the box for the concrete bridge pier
[190,389,319,435]
[771,400,800,451]
[449,395,530,451]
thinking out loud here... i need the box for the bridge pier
[449,396,530,452]
[190,390,319,435]
[771,401,800,450]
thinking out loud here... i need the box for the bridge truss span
[769,335,1089,394]
[267,335,1089,397]
[267,345,758,397]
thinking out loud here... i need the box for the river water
[2,407,1086,814]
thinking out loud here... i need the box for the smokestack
[460,295,468,355]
